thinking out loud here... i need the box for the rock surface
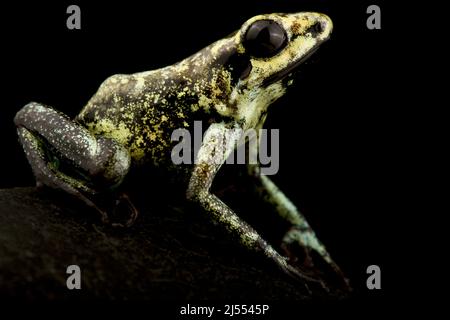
[0,187,341,301]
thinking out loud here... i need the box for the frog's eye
[243,20,287,58]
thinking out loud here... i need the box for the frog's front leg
[186,123,322,290]
[14,102,137,227]
[248,164,350,289]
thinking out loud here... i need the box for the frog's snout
[302,12,333,41]
[317,13,333,40]
[286,12,332,40]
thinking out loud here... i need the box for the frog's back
[76,69,201,167]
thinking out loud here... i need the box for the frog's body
[76,49,231,171]
[15,12,349,291]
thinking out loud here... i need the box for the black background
[0,0,404,309]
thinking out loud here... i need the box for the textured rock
[0,187,340,301]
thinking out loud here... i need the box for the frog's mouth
[262,46,320,87]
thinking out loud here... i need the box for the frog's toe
[93,192,139,228]
[281,227,351,291]
[110,192,139,228]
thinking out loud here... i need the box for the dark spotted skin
[15,12,350,291]
[76,37,239,176]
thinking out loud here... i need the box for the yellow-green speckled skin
[75,12,333,180]
[76,37,236,174]
[15,13,350,290]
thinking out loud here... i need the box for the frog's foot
[281,226,351,291]
[104,192,139,228]
[265,245,329,295]
[60,189,139,227]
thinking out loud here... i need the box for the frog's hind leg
[14,102,137,227]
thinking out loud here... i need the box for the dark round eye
[243,20,287,58]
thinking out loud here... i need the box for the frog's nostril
[305,22,324,38]
[313,22,323,34]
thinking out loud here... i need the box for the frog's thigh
[14,102,131,218]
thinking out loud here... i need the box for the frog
[14,12,349,291]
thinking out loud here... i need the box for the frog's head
[211,12,333,129]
